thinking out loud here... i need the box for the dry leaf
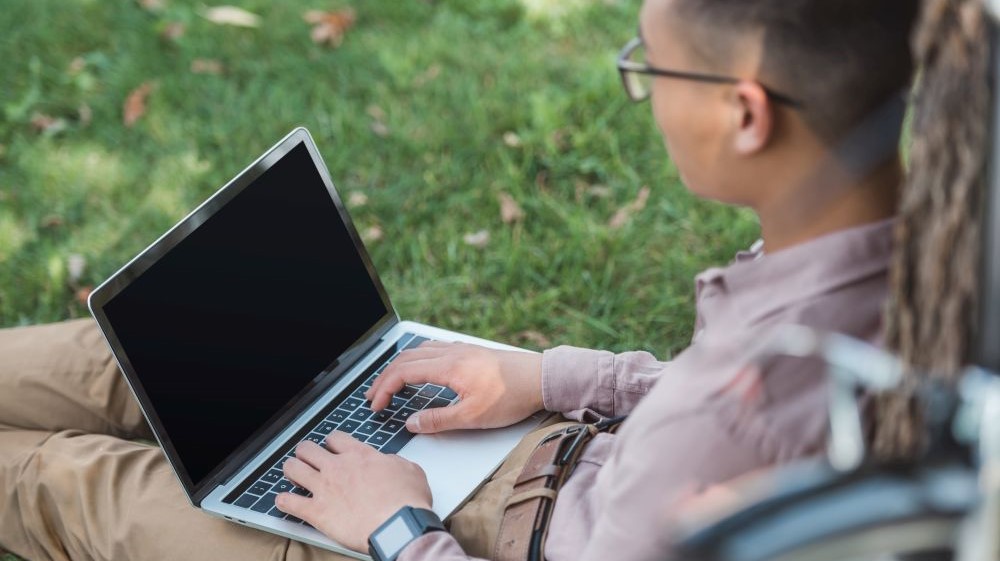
[370,121,389,137]
[608,186,651,229]
[348,191,368,207]
[161,21,186,41]
[78,103,92,126]
[362,225,384,243]
[41,214,64,229]
[137,0,165,11]
[123,82,155,127]
[67,254,87,283]
[191,58,224,74]
[67,56,86,75]
[502,131,522,148]
[366,104,386,121]
[75,287,93,306]
[30,113,68,135]
[516,330,551,348]
[413,64,441,87]
[304,8,356,47]
[498,192,524,224]
[463,230,490,248]
[202,6,261,28]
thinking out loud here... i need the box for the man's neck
[756,157,902,253]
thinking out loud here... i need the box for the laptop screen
[102,141,389,490]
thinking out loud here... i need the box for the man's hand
[275,433,433,552]
[365,341,544,434]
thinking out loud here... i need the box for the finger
[366,348,446,400]
[369,359,455,411]
[407,401,471,434]
[275,491,313,519]
[324,430,371,454]
[283,457,321,490]
[294,440,335,469]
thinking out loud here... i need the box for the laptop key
[371,410,392,423]
[368,431,392,448]
[273,479,294,494]
[251,493,278,514]
[418,385,441,399]
[315,421,337,435]
[235,494,258,509]
[267,506,286,519]
[357,421,381,436]
[397,386,417,399]
[327,409,351,423]
[351,433,369,443]
[291,486,310,496]
[392,408,418,422]
[439,387,458,400]
[350,408,373,422]
[382,419,404,434]
[351,388,367,400]
[380,430,415,455]
[407,396,430,409]
[248,482,271,496]
[336,420,360,433]
[261,469,283,484]
[344,397,363,410]
[303,433,325,445]
[387,396,407,411]
[427,397,451,409]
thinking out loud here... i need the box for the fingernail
[407,414,421,433]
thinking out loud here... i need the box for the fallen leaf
[67,254,87,283]
[498,192,524,224]
[75,286,93,306]
[123,81,155,127]
[137,0,165,11]
[413,64,441,87]
[41,214,64,229]
[304,8,356,47]
[161,21,186,41]
[202,6,261,28]
[463,229,490,249]
[502,131,522,148]
[370,121,390,137]
[30,113,68,135]
[78,103,92,126]
[362,225,383,243]
[191,58,224,74]
[608,186,651,229]
[516,330,551,348]
[366,104,386,121]
[67,56,86,75]
[348,191,368,207]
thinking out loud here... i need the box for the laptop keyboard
[225,333,457,523]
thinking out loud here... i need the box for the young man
[0,1,916,560]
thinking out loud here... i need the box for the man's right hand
[365,341,544,434]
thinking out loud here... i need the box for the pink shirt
[401,219,894,561]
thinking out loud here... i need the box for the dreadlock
[874,0,991,460]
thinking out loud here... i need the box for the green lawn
[0,0,757,555]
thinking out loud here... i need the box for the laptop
[87,127,545,559]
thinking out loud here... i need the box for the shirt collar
[695,218,896,326]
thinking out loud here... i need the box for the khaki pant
[0,319,567,561]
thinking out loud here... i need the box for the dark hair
[674,0,920,145]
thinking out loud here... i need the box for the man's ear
[731,81,773,155]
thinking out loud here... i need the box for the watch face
[374,515,413,560]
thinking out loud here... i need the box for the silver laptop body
[88,127,544,559]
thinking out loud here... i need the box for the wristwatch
[368,506,446,561]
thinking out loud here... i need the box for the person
[0,0,918,560]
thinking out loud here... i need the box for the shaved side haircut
[674,0,919,145]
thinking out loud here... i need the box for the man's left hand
[275,432,433,552]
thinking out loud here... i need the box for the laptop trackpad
[399,414,543,519]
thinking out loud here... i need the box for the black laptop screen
[103,142,389,489]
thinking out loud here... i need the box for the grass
[0,0,757,555]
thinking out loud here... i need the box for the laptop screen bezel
[87,127,399,504]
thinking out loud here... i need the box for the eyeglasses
[616,37,804,108]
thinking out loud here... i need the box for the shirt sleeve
[396,531,486,561]
[541,345,669,419]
